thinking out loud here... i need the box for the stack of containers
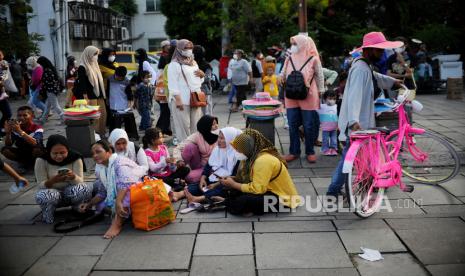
[63,99,101,121]
[242,92,281,120]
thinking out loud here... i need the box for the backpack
[251,60,261,78]
[285,56,314,100]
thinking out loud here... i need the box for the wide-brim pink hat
[353,32,403,52]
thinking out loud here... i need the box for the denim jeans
[29,88,47,112]
[322,130,338,152]
[327,141,350,196]
[138,108,151,130]
[187,182,225,198]
[228,85,236,104]
[287,108,319,156]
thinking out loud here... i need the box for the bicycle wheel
[389,131,460,184]
[345,138,387,218]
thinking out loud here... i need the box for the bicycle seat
[369,127,391,135]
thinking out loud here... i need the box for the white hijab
[108,128,137,161]
[80,45,105,98]
[208,127,242,182]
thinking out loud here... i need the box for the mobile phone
[213,173,224,180]
[58,168,70,175]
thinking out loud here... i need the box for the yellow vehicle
[115,51,161,78]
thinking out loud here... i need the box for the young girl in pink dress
[143,128,190,191]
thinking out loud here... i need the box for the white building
[131,0,168,52]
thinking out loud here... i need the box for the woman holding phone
[35,135,92,223]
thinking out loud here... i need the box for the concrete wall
[28,0,55,62]
[132,0,168,51]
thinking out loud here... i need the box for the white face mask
[327,99,336,106]
[211,129,220,135]
[235,151,248,161]
[108,55,116,62]
[144,78,151,83]
[181,49,193,57]
[233,54,238,60]
[290,45,299,54]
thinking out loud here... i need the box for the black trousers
[161,166,191,192]
[226,191,279,215]
[109,110,139,140]
[0,99,12,133]
[155,102,172,136]
[235,85,248,106]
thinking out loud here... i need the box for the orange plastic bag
[130,177,175,231]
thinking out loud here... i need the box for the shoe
[322,149,331,156]
[306,154,317,163]
[315,140,322,147]
[330,148,338,156]
[283,154,299,162]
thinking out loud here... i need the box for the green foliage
[109,0,138,17]
[413,24,460,52]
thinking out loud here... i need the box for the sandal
[179,202,202,214]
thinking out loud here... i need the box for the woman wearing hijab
[65,56,78,108]
[37,56,65,124]
[74,45,107,137]
[173,115,218,184]
[167,39,205,142]
[193,45,213,115]
[135,48,156,85]
[108,128,149,173]
[34,135,91,223]
[279,35,325,164]
[98,48,118,89]
[178,127,242,203]
[26,56,47,114]
[220,129,300,215]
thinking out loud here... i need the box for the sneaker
[330,148,338,156]
[322,149,332,156]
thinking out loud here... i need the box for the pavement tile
[47,236,110,255]
[199,222,252,233]
[333,219,389,230]
[0,205,41,222]
[258,268,359,276]
[95,235,195,270]
[440,175,465,197]
[354,253,428,276]
[255,232,352,269]
[385,217,465,230]
[190,255,255,276]
[91,272,187,276]
[0,223,62,236]
[422,204,465,215]
[396,222,465,265]
[408,184,462,205]
[194,233,253,255]
[0,237,59,276]
[371,199,425,218]
[254,220,334,232]
[338,228,407,253]
[24,255,98,276]
[10,187,39,205]
[426,264,465,276]
[123,222,199,235]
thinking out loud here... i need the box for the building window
[146,0,161,12]
[148,38,164,52]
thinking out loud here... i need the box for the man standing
[326,32,403,197]
[251,50,264,92]
[228,49,252,112]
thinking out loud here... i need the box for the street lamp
[298,0,308,36]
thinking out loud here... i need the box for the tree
[109,0,138,17]
[0,0,43,58]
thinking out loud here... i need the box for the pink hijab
[171,39,195,66]
[283,34,320,81]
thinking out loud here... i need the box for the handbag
[154,73,167,102]
[130,177,175,231]
[54,210,104,233]
[180,65,207,107]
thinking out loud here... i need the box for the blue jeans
[188,182,226,198]
[30,88,47,112]
[139,108,151,130]
[327,141,350,196]
[228,85,236,104]
[322,130,337,152]
[287,108,319,156]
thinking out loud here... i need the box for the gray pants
[41,92,64,122]
[35,184,92,224]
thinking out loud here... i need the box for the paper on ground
[358,247,384,262]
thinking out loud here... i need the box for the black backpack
[285,56,314,100]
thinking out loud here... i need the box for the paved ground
[0,93,464,276]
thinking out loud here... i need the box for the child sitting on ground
[318,90,338,156]
[135,71,154,131]
[143,128,190,191]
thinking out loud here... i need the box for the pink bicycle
[343,89,460,217]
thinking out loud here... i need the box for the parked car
[115,51,160,79]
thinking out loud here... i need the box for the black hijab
[197,115,218,145]
[44,135,86,170]
[193,45,211,73]
[98,48,117,70]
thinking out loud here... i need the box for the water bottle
[9,180,26,194]
[172,137,179,146]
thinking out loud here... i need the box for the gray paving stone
[65,223,111,236]
[384,185,412,199]
[333,219,389,230]
[258,268,359,276]
[255,232,352,269]
[426,264,465,276]
[396,223,465,265]
[292,177,311,183]
[24,255,98,276]
[254,220,334,232]
[310,178,331,188]
[354,253,428,276]
[199,222,252,233]
[47,236,110,255]
[338,228,407,253]
[0,237,59,276]
[372,199,425,218]
[91,272,188,276]
[422,204,465,215]
[0,205,41,222]
[0,223,61,236]
[440,175,465,197]
[123,222,199,235]
[408,184,462,205]
[176,205,226,219]
[10,187,39,204]
[95,235,195,270]
[288,168,316,177]
[190,255,255,276]
[386,217,465,230]
[194,233,253,255]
